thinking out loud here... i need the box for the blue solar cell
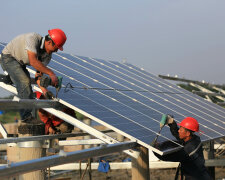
[1,41,224,153]
[120,62,225,116]
[50,53,223,145]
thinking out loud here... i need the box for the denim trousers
[1,53,33,120]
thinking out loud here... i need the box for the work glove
[44,91,55,99]
[160,114,174,128]
[166,114,174,124]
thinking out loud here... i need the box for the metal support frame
[0,98,61,109]
[158,75,207,85]
[0,122,8,139]
[158,75,225,103]
[0,130,114,145]
[59,139,105,146]
[189,83,213,102]
[192,91,225,98]
[213,86,225,95]
[158,75,225,89]
[190,83,225,102]
[0,141,137,178]
[0,82,140,158]
[0,132,109,144]
[44,108,139,158]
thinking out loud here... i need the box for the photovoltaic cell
[0,42,224,154]
[49,53,224,140]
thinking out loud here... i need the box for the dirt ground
[51,167,225,180]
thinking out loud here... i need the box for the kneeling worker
[154,115,211,180]
[35,91,75,135]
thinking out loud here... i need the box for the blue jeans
[1,53,33,120]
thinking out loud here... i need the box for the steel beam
[0,82,140,158]
[43,108,140,158]
[192,91,225,97]
[190,83,225,101]
[0,141,137,178]
[59,139,105,146]
[0,132,111,144]
[0,99,61,109]
[0,122,7,139]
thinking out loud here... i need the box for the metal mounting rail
[0,99,61,109]
[0,141,137,178]
[192,91,225,97]
[0,82,140,158]
[0,130,113,144]
[158,74,225,90]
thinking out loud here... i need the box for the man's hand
[48,127,56,134]
[35,72,43,80]
[41,88,48,96]
[44,91,55,99]
[49,74,58,87]
[160,114,174,128]
[166,114,174,125]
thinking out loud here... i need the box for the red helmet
[48,28,67,51]
[35,91,42,99]
[178,117,199,132]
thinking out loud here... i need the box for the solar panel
[0,42,224,155]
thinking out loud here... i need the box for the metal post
[83,117,92,180]
[203,140,215,180]
[88,158,92,180]
[132,146,150,180]
[83,117,91,149]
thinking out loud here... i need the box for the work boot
[19,116,42,126]
[18,117,45,135]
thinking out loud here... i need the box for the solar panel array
[1,42,225,154]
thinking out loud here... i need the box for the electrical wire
[63,83,188,95]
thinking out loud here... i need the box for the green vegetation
[75,111,84,120]
[0,110,20,124]
[0,95,20,124]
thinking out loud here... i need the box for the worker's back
[180,135,210,180]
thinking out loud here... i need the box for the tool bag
[98,158,110,173]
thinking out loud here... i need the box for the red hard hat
[178,117,199,132]
[35,91,42,99]
[48,28,67,51]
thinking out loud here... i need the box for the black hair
[185,128,194,137]
[45,35,55,46]
[45,35,51,41]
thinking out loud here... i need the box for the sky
[1,0,225,97]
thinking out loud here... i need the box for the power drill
[40,75,63,97]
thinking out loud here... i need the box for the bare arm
[28,50,58,86]
[28,51,54,75]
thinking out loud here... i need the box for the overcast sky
[1,0,225,93]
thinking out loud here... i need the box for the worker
[35,91,75,134]
[0,29,67,124]
[154,116,211,180]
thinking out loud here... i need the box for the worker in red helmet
[154,115,211,180]
[0,29,67,124]
[35,91,75,135]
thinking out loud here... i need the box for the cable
[63,83,187,95]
